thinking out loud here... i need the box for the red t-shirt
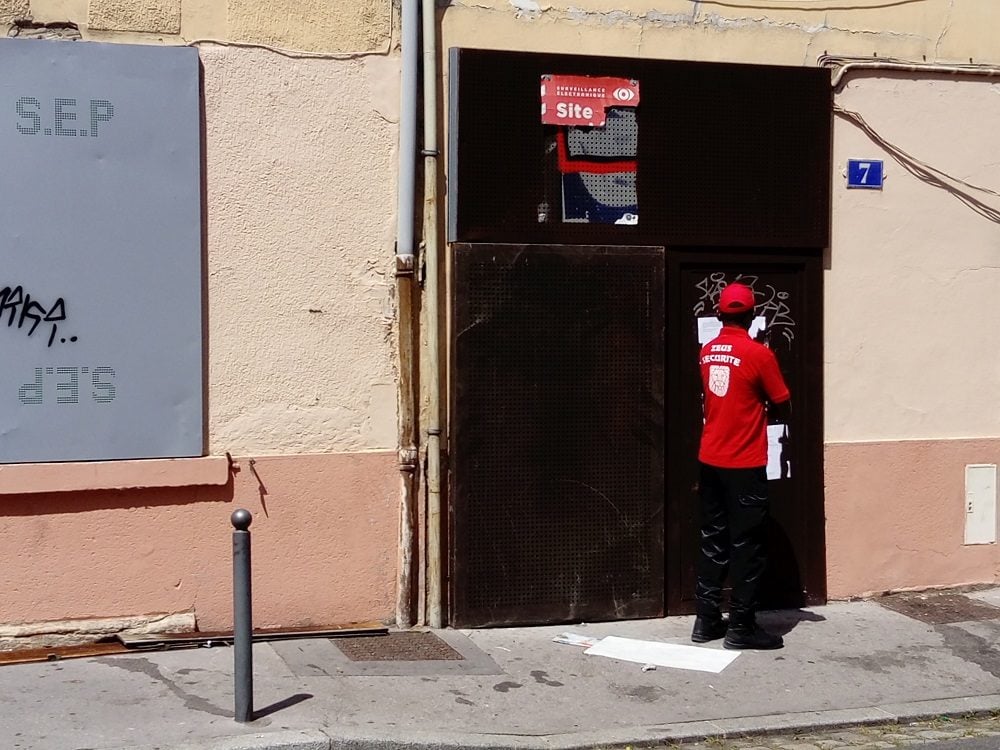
[698,324,790,468]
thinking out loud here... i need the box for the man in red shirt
[691,282,790,650]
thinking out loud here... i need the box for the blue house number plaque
[847,159,884,190]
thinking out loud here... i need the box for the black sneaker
[691,615,728,643]
[723,624,783,650]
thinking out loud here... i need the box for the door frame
[664,249,827,614]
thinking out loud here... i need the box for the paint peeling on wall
[509,0,541,17]
[443,0,977,66]
[459,1,927,38]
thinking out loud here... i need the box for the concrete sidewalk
[3,589,1000,750]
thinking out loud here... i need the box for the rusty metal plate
[272,630,502,677]
[877,592,1000,625]
[0,642,128,666]
[335,632,464,662]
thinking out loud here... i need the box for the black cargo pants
[695,463,769,626]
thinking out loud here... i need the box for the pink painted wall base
[0,452,398,634]
[826,439,1000,599]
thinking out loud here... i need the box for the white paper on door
[767,423,789,480]
[697,316,766,346]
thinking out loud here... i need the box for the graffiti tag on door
[693,272,797,347]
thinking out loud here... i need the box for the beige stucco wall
[822,72,1000,596]
[13,0,1000,64]
[89,0,181,33]
[440,0,1000,67]
[18,0,390,51]
[13,0,999,461]
[828,72,1000,442]
[203,46,400,454]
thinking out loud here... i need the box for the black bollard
[231,508,253,723]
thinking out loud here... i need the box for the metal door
[450,244,665,627]
[666,253,826,614]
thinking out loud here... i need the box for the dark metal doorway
[666,253,827,614]
[445,47,831,627]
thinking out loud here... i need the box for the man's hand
[769,398,792,425]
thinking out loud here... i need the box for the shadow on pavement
[759,608,827,637]
[252,692,313,720]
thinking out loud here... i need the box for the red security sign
[540,74,640,127]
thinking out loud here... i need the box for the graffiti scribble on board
[1,284,76,347]
[693,272,797,347]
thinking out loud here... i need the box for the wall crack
[448,0,924,42]
[934,0,955,60]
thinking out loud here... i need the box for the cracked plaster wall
[10,0,391,52]
[441,0,999,67]
[14,0,991,60]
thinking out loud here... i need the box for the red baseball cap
[717,283,755,314]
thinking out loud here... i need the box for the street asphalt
[2,588,1000,750]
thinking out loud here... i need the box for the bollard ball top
[231,508,253,530]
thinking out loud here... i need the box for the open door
[666,252,826,614]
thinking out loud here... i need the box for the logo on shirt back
[708,365,730,397]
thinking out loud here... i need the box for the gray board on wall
[0,39,203,463]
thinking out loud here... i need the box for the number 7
[858,162,871,184]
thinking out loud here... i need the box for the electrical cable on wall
[834,104,1000,224]
[184,34,393,60]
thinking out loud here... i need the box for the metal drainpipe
[421,0,443,629]
[394,0,420,629]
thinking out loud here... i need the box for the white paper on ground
[583,635,740,673]
[552,632,601,648]
[767,423,788,480]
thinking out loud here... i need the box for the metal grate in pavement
[335,631,464,662]
[271,629,501,676]
[876,591,1000,624]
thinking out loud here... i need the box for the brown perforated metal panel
[450,244,664,627]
